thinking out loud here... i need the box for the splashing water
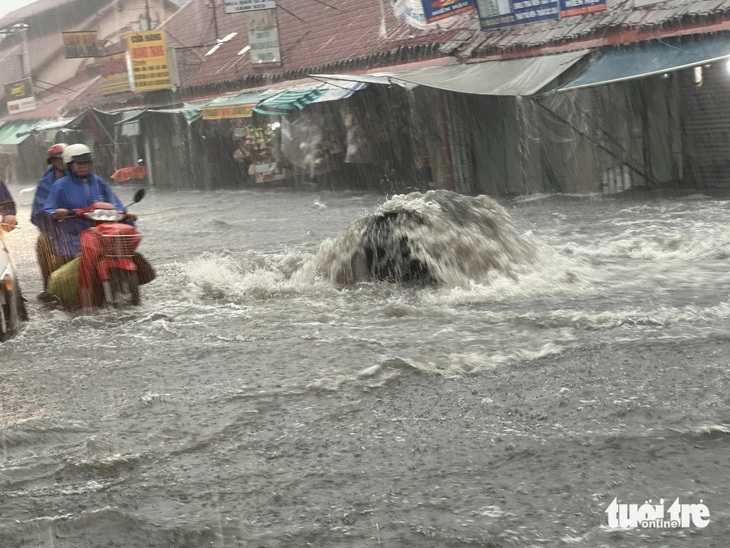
[296,190,537,286]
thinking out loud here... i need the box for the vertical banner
[476,0,558,30]
[100,52,132,96]
[224,0,276,13]
[558,0,606,17]
[246,9,281,65]
[421,0,476,23]
[127,30,172,91]
[62,31,102,58]
[4,78,36,114]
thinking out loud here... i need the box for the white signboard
[224,0,276,14]
[247,9,281,64]
[7,96,36,114]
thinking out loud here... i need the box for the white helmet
[63,143,93,165]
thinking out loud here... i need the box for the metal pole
[145,0,152,30]
[21,27,29,79]
[211,0,219,39]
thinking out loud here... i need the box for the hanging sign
[127,30,172,92]
[4,78,35,114]
[62,31,102,58]
[246,9,281,65]
[5,78,32,100]
[477,0,558,30]
[559,0,606,17]
[421,0,476,23]
[202,104,255,120]
[224,0,276,14]
[100,52,132,95]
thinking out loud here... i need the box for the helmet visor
[72,153,93,163]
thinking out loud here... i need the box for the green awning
[253,88,327,116]
[559,34,730,91]
[0,120,37,155]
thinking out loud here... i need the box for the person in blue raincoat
[31,143,67,290]
[43,144,154,298]
[0,178,17,230]
[43,143,137,260]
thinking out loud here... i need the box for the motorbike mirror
[125,188,146,210]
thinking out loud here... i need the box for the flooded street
[1,185,729,547]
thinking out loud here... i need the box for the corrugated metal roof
[20,0,730,115]
[160,0,456,90]
[443,0,730,58]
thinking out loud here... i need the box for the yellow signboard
[202,104,255,120]
[100,52,131,96]
[127,30,172,92]
[63,31,102,58]
[4,78,32,99]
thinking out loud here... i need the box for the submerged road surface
[1,186,729,547]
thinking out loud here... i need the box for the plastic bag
[47,257,80,309]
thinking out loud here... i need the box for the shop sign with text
[559,0,606,17]
[100,52,132,96]
[4,78,35,114]
[127,31,172,92]
[246,9,281,64]
[63,31,102,58]
[421,0,476,23]
[203,104,255,120]
[224,0,276,14]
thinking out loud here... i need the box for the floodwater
[1,184,729,547]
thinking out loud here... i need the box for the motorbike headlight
[88,209,124,222]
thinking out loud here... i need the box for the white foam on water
[183,252,334,302]
[357,342,565,380]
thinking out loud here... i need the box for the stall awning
[310,81,367,103]
[312,50,590,96]
[0,120,37,155]
[203,90,272,120]
[254,88,327,116]
[559,35,730,91]
[253,80,371,115]
[396,50,589,96]
[114,107,202,126]
[310,73,398,86]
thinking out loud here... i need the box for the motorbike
[46,188,148,309]
[0,221,27,340]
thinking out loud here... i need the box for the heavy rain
[1,0,730,547]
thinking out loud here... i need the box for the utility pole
[1,24,31,79]
[145,0,152,30]
[211,0,220,39]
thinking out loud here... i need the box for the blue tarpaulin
[559,34,730,91]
